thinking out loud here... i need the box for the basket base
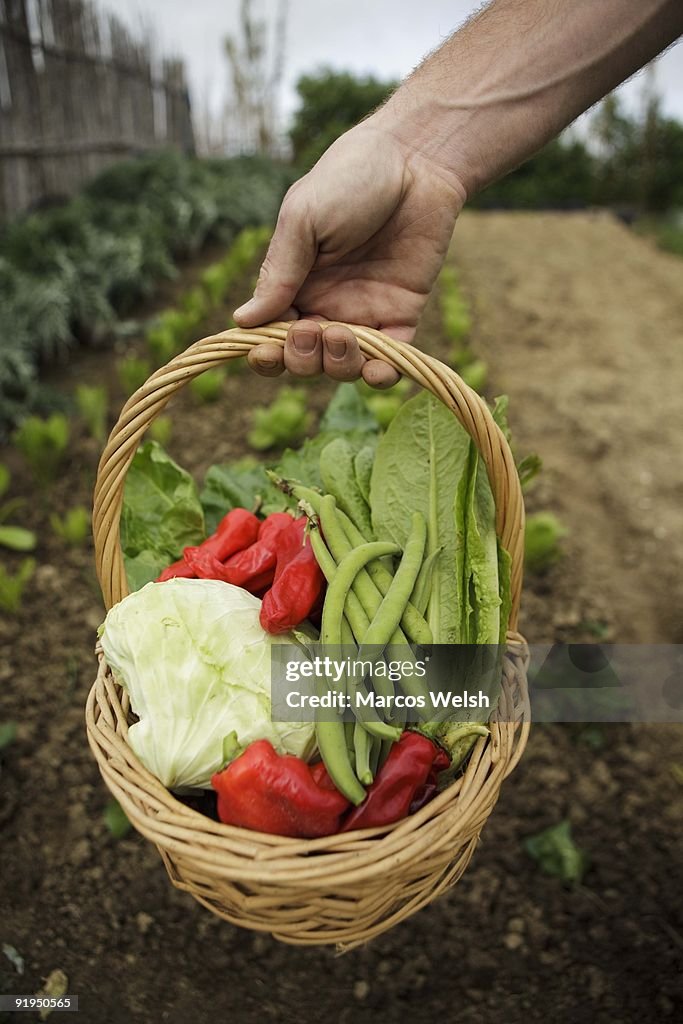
[158,836,481,950]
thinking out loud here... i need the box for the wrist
[373,92,483,202]
[370,101,472,205]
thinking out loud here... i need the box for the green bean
[369,732,382,776]
[344,717,356,769]
[337,510,433,645]
[379,737,394,769]
[317,538,402,797]
[320,496,399,708]
[321,540,399,644]
[353,721,374,786]
[309,524,401,742]
[410,546,442,618]
[359,513,427,652]
[319,496,381,623]
[314,672,366,805]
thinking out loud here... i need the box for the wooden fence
[0,0,195,222]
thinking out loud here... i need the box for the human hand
[234,117,465,388]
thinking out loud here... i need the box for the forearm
[376,0,683,197]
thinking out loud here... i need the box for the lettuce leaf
[120,442,205,589]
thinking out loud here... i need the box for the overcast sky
[109,0,683,130]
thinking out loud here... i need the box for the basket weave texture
[86,323,530,949]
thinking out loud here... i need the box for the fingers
[234,185,315,327]
[361,359,401,389]
[248,322,404,388]
[321,325,365,381]
[284,320,323,377]
[247,342,286,378]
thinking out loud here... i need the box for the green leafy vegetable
[121,442,205,590]
[0,557,36,612]
[189,369,225,404]
[148,416,173,447]
[319,382,379,435]
[524,820,588,884]
[0,721,17,751]
[525,511,568,572]
[201,458,286,531]
[14,414,69,484]
[104,799,131,839]
[460,359,488,393]
[75,384,108,442]
[370,392,471,642]
[517,452,543,490]
[0,525,36,552]
[100,579,315,789]
[116,355,151,397]
[50,506,90,547]
[247,387,312,451]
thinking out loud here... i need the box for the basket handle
[93,323,525,626]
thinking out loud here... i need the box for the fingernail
[258,357,278,370]
[327,339,347,359]
[293,330,317,354]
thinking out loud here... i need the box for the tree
[222,0,288,156]
[289,69,396,168]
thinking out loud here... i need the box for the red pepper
[156,508,260,583]
[259,517,325,634]
[340,732,450,832]
[211,740,350,838]
[220,513,293,588]
[187,507,260,562]
[156,557,196,582]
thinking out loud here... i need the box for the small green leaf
[0,525,37,551]
[524,820,587,884]
[0,721,17,751]
[2,942,24,975]
[517,453,543,490]
[104,799,131,839]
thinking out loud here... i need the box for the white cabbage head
[100,578,315,789]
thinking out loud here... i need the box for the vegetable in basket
[99,578,316,790]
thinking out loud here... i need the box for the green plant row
[144,224,271,368]
[437,263,488,392]
[0,151,292,437]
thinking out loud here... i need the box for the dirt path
[452,210,683,643]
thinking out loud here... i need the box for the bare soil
[1,211,682,1024]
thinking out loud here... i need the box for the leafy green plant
[0,558,36,612]
[148,416,173,447]
[103,798,131,839]
[460,359,488,392]
[247,387,312,451]
[0,465,35,552]
[517,452,543,491]
[0,721,17,751]
[116,355,151,396]
[75,384,108,442]
[525,511,568,572]
[50,506,90,546]
[524,820,587,884]
[439,264,472,351]
[189,369,225,404]
[13,413,69,484]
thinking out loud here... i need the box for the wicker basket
[86,322,530,950]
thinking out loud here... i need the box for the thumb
[234,188,316,327]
